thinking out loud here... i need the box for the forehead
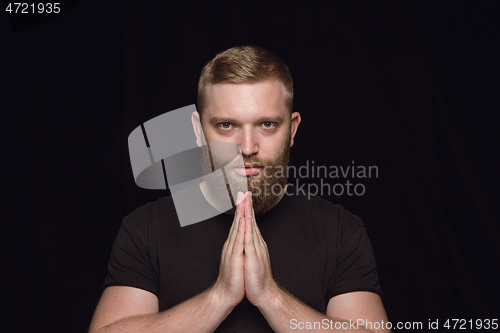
[202,80,289,122]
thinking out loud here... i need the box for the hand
[241,192,279,307]
[212,192,247,307]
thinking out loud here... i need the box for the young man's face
[194,79,301,214]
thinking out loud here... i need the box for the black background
[3,1,499,332]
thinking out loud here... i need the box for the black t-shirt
[103,191,382,332]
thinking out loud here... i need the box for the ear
[191,111,205,147]
[289,112,301,147]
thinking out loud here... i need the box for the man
[89,46,390,332]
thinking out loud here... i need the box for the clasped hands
[212,191,279,308]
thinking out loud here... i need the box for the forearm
[96,287,233,333]
[258,285,373,333]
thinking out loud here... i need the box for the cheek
[202,130,215,143]
[200,125,222,143]
[258,135,287,157]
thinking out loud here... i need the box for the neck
[199,181,230,213]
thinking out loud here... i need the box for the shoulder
[124,196,175,221]
[121,195,177,237]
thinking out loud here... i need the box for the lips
[233,163,263,176]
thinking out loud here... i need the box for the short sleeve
[326,225,383,300]
[102,218,158,296]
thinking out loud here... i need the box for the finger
[236,191,245,217]
[226,218,238,252]
[250,198,256,220]
[225,193,244,260]
[232,217,245,255]
[244,217,257,256]
[230,192,245,236]
[233,191,243,224]
[223,220,237,260]
[234,191,242,220]
[248,194,262,246]
[245,191,252,220]
[235,190,245,207]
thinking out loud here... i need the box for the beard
[200,138,290,215]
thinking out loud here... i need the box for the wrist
[208,282,239,310]
[255,281,284,311]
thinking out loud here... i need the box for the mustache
[215,155,270,169]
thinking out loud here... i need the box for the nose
[238,126,258,157]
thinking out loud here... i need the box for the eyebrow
[209,115,284,125]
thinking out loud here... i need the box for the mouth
[233,163,263,176]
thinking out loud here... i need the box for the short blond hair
[197,46,293,114]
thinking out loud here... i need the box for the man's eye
[218,122,232,130]
[262,122,276,129]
